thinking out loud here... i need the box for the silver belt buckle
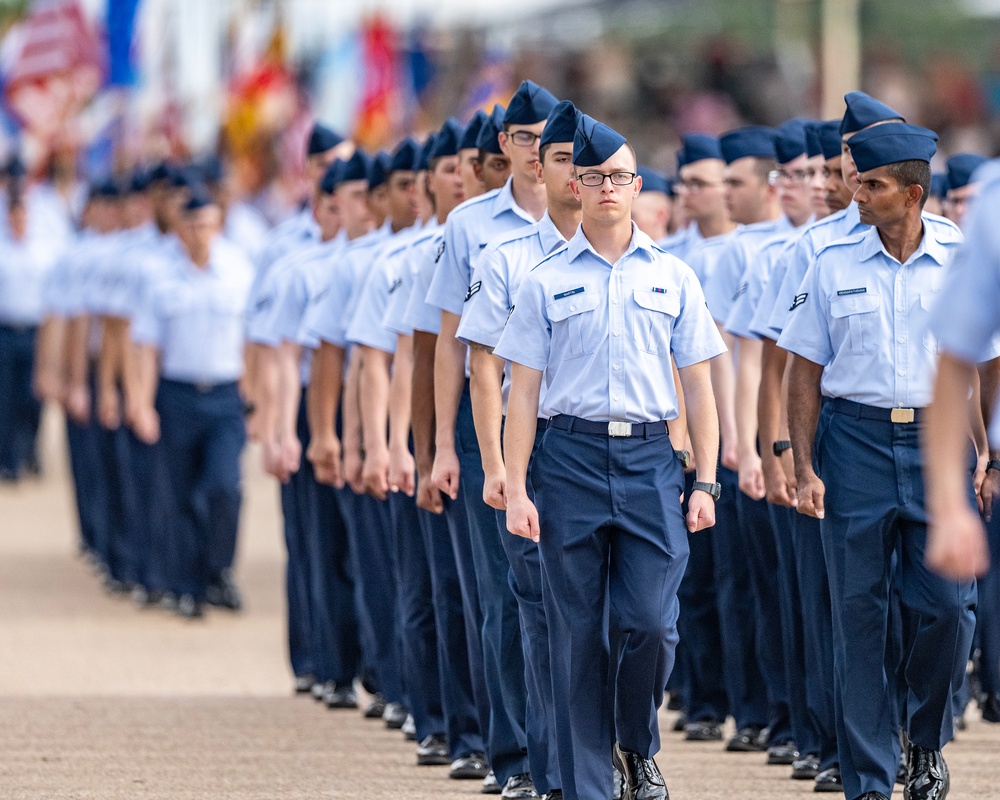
[608,421,633,437]
[890,407,915,424]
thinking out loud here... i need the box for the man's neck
[189,250,211,269]
[547,203,581,242]
[787,209,811,228]
[511,174,546,221]
[745,201,782,226]
[390,217,409,234]
[582,218,633,265]
[697,212,737,239]
[877,214,924,264]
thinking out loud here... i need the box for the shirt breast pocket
[632,289,679,356]
[546,290,601,359]
[210,289,246,319]
[830,294,880,356]
[919,292,940,354]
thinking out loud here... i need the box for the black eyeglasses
[508,131,541,147]
[576,171,637,187]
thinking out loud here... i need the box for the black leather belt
[830,397,923,424]
[549,414,668,438]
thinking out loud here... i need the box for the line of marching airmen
[3,79,999,800]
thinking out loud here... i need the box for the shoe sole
[685,732,723,742]
[768,754,798,765]
[450,770,490,780]
[813,783,842,793]
[417,755,452,766]
[726,742,766,752]
[792,769,820,780]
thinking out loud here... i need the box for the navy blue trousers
[65,411,105,557]
[794,513,838,770]
[156,379,245,599]
[0,324,41,475]
[126,430,174,593]
[977,507,1000,698]
[417,501,485,759]
[676,469,729,723]
[815,402,977,799]
[96,423,137,585]
[455,388,529,783]
[281,477,313,678]
[711,466,769,729]
[533,423,689,800]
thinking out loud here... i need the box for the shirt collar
[565,221,656,265]
[857,223,949,266]
[493,177,537,224]
[537,211,567,255]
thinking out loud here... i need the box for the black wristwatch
[692,481,722,501]
[772,439,793,457]
[987,460,1000,474]
[674,449,691,470]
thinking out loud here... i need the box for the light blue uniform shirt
[929,160,1000,443]
[247,209,321,324]
[456,212,567,415]
[132,239,254,384]
[224,201,271,261]
[683,228,740,289]
[425,177,536,316]
[87,224,164,319]
[404,229,447,336]
[776,222,992,410]
[765,203,867,336]
[495,223,726,423]
[658,221,704,263]
[725,227,802,340]
[0,230,63,325]
[383,223,442,338]
[703,215,793,324]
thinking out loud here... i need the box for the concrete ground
[1,410,998,799]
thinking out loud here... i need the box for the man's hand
[686,490,716,532]
[363,446,391,500]
[388,446,416,497]
[738,452,766,500]
[98,390,121,430]
[981,469,1000,523]
[416,467,444,514]
[432,447,461,500]
[927,504,990,580]
[343,443,365,494]
[307,433,344,488]
[506,493,540,542]
[65,383,91,425]
[263,438,290,483]
[795,469,826,519]
[762,455,796,508]
[132,406,160,445]
[483,469,507,510]
[721,440,739,472]
[280,434,302,478]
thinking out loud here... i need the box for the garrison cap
[307,123,343,156]
[945,153,989,191]
[459,110,488,151]
[128,168,153,193]
[719,126,778,164]
[367,151,392,190]
[323,150,371,194]
[92,178,123,199]
[431,118,464,160]
[6,155,26,179]
[775,119,810,165]
[637,165,670,194]
[676,134,722,168]
[181,186,217,212]
[415,134,438,172]
[806,120,843,160]
[199,155,224,184]
[572,114,628,167]
[389,138,419,174]
[503,80,559,126]
[839,91,904,136]
[476,105,506,154]
[930,173,948,199]
[540,100,579,148]
[846,122,937,173]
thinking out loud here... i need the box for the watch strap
[692,480,721,501]
[772,439,793,457]
[987,460,1000,474]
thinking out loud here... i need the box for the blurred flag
[106,0,140,87]
[353,14,402,150]
[313,31,363,135]
[459,49,512,120]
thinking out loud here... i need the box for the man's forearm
[255,345,281,444]
[678,361,719,484]
[359,346,393,456]
[503,364,542,496]
[66,316,92,393]
[734,336,763,458]
[342,349,363,453]
[926,354,979,512]
[97,319,121,409]
[136,346,160,410]
[469,345,506,474]
[434,311,467,453]
[389,336,414,453]
[978,357,1000,432]
[787,355,824,479]
[307,342,344,441]
[412,331,438,472]
[711,328,738,452]
[277,342,303,442]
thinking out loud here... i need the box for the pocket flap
[633,289,680,316]
[546,288,600,321]
[830,293,879,318]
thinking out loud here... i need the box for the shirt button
[614,394,621,401]
[614,364,621,371]
[614,330,621,336]
[613,299,620,305]
[899,370,906,376]
[898,337,905,344]
[569,305,576,311]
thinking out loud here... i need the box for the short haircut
[750,157,777,182]
[886,160,931,208]
[539,142,572,164]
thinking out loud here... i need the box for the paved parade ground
[1,412,998,799]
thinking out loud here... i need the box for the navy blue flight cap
[415,134,438,172]
[540,100,579,147]
[637,165,669,194]
[664,175,677,197]
[389,138,419,174]
[92,178,123,199]
[169,164,201,190]
[368,151,392,190]
[459,110,488,151]
[573,114,628,167]
[324,150,372,194]
[127,168,152,194]
[945,153,989,191]
[431,118,464,160]
[839,91,904,136]
[199,155,225,184]
[806,120,843,160]
[319,160,343,195]
[476,105,506,154]
[930,172,947,199]
[847,122,938,174]
[6,155,26,179]
[503,80,559,126]
[775,119,810,165]
[719,126,778,164]
[308,123,343,156]
[677,134,722,168]
[149,161,176,184]
[181,185,217,212]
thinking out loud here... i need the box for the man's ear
[906,183,925,210]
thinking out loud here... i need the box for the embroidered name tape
[836,287,867,296]
[553,287,585,300]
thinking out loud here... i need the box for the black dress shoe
[791,754,820,779]
[666,693,684,711]
[767,740,799,765]
[311,681,326,701]
[542,791,563,800]
[402,713,417,740]
[382,701,408,729]
[982,692,1000,723]
[481,770,502,794]
[416,733,451,766]
[855,793,889,800]
[726,726,767,752]
[904,744,949,800]
[671,714,687,732]
[293,675,315,694]
[323,684,358,709]
[684,721,723,741]
[501,773,538,799]
[612,743,668,800]
[364,693,386,718]
[814,766,842,792]
[450,751,489,780]
[206,570,243,611]
[175,594,204,619]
